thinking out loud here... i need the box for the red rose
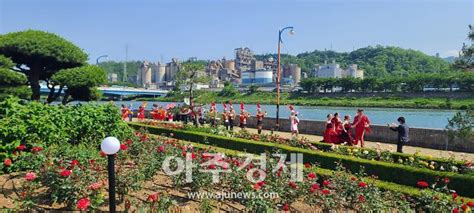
[100,151,107,157]
[120,144,128,151]
[461,204,467,211]
[125,139,133,145]
[453,207,459,213]
[288,182,298,189]
[25,172,36,181]
[467,201,474,207]
[77,198,90,210]
[158,146,165,153]
[307,172,316,180]
[311,183,320,190]
[4,158,12,167]
[322,189,330,195]
[417,181,429,188]
[253,183,261,190]
[191,152,197,160]
[89,159,95,165]
[208,164,217,170]
[323,180,330,186]
[443,177,450,184]
[17,144,26,151]
[31,147,43,153]
[358,182,367,188]
[304,163,311,168]
[452,192,458,200]
[147,193,159,202]
[60,169,72,177]
[257,181,265,187]
[358,194,366,203]
[282,203,289,211]
[70,159,79,168]
[351,177,357,181]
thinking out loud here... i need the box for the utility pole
[123,45,128,83]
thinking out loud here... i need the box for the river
[107,101,456,129]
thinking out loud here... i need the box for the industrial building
[241,69,273,85]
[313,60,364,79]
[136,58,181,89]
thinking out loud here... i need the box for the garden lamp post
[276,26,294,130]
[96,55,108,65]
[101,136,121,213]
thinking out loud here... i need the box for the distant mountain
[443,56,457,63]
[256,45,452,77]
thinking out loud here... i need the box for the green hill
[256,45,451,77]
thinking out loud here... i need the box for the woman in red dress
[151,104,160,120]
[340,115,355,145]
[331,112,343,143]
[352,109,370,147]
[323,114,335,143]
[120,104,130,120]
[137,105,145,120]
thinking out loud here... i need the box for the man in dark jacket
[389,117,409,153]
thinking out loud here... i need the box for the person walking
[389,117,409,153]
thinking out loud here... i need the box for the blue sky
[1,0,473,63]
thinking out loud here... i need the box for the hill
[256,45,452,77]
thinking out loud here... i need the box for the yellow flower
[429,165,435,170]
[409,157,415,162]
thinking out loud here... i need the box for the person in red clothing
[331,112,343,143]
[352,109,370,147]
[239,102,249,130]
[255,103,267,134]
[120,104,130,121]
[340,115,355,145]
[150,104,160,120]
[323,114,336,143]
[137,105,145,120]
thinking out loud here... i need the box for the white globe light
[289,29,295,35]
[101,137,121,155]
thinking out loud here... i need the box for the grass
[136,91,474,110]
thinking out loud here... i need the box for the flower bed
[140,120,473,175]
[129,122,474,198]
[5,128,474,212]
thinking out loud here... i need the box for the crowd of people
[121,102,409,152]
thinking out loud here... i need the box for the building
[314,60,364,79]
[107,73,118,83]
[165,58,180,82]
[241,69,273,85]
[138,61,153,88]
[282,64,302,85]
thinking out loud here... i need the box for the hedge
[129,123,474,198]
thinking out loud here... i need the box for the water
[108,101,456,129]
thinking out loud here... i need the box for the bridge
[40,86,168,100]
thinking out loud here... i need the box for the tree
[0,30,87,101]
[220,81,239,97]
[175,62,207,106]
[337,77,358,92]
[248,84,260,94]
[51,65,106,104]
[0,55,31,100]
[446,110,473,145]
[454,25,474,70]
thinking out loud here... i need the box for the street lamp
[96,55,108,65]
[101,136,121,213]
[276,26,294,130]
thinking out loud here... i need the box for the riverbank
[135,91,474,110]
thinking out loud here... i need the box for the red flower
[4,158,12,167]
[60,169,72,177]
[323,180,330,186]
[358,182,367,188]
[89,159,95,165]
[452,192,458,200]
[208,164,217,170]
[467,201,474,207]
[16,144,26,151]
[147,193,159,202]
[307,172,316,180]
[304,163,311,168]
[322,189,330,195]
[191,152,197,160]
[100,151,107,157]
[461,204,468,211]
[120,144,128,151]
[77,198,90,210]
[311,183,320,190]
[288,182,298,189]
[125,139,133,145]
[453,207,459,213]
[443,177,450,184]
[257,181,265,187]
[417,181,429,188]
[70,159,79,168]
[253,183,261,190]
[88,182,102,190]
[31,147,43,153]
[158,146,165,153]
[358,194,366,203]
[351,177,357,181]
[282,203,289,211]
[25,172,36,181]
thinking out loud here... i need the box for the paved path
[131,119,473,161]
[234,127,474,161]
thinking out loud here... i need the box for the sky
[1,0,473,63]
